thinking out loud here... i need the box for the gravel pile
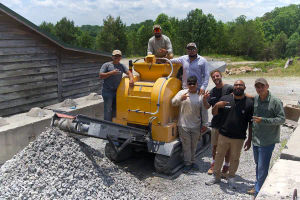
[0,128,155,200]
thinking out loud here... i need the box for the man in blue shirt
[171,43,209,94]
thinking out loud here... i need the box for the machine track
[154,131,211,176]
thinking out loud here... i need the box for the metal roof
[0,3,111,58]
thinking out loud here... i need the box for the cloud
[1,0,298,26]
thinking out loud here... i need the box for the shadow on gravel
[117,151,156,181]
[219,175,255,195]
[77,139,116,187]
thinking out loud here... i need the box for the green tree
[55,17,78,45]
[272,32,288,58]
[76,31,94,49]
[286,32,300,57]
[39,21,55,35]
[96,15,127,54]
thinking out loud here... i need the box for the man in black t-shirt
[203,70,233,176]
[205,80,253,187]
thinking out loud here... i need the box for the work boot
[191,163,199,171]
[207,163,214,175]
[221,165,229,178]
[205,175,220,186]
[182,165,192,173]
[227,177,237,189]
[247,187,255,195]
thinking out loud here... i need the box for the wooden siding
[0,15,58,116]
[0,12,110,116]
[60,52,107,99]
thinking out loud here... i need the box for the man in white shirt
[147,24,173,59]
[172,75,208,172]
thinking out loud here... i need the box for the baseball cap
[187,75,197,84]
[186,43,197,49]
[112,50,122,56]
[153,24,161,30]
[255,78,268,86]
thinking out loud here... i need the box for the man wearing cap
[147,25,173,59]
[248,78,285,197]
[172,75,208,173]
[171,43,209,95]
[99,50,134,121]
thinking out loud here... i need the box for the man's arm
[253,100,285,125]
[203,90,211,109]
[200,60,209,91]
[244,123,252,151]
[125,70,134,87]
[170,56,183,64]
[147,38,154,55]
[201,99,209,127]
[212,101,228,116]
[165,37,173,54]
[99,70,119,79]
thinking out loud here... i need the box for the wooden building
[0,3,111,116]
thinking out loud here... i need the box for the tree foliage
[39,4,300,60]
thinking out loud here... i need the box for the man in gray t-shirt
[147,25,173,59]
[99,50,134,121]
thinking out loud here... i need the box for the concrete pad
[281,125,300,161]
[256,159,300,200]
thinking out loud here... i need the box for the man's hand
[181,92,189,101]
[244,139,251,151]
[199,88,205,95]
[159,48,167,54]
[201,126,207,133]
[203,90,210,100]
[111,69,120,75]
[252,116,262,123]
[129,79,134,87]
[216,101,229,108]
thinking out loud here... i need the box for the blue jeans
[102,90,116,121]
[253,144,275,196]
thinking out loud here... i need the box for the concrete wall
[0,96,103,164]
[257,124,300,200]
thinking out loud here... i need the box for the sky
[1,0,299,27]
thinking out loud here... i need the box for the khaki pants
[214,134,244,179]
[178,126,201,165]
[211,128,219,146]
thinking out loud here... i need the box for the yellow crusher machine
[51,55,211,175]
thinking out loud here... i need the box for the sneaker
[191,163,199,171]
[207,163,214,175]
[205,175,220,186]
[182,165,192,173]
[221,165,229,178]
[247,187,255,195]
[227,177,237,189]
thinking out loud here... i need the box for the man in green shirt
[249,78,285,197]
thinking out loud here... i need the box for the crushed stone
[0,128,156,200]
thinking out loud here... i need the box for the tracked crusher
[52,55,211,175]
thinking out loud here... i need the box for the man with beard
[147,25,173,59]
[203,70,233,176]
[171,43,209,94]
[205,80,253,187]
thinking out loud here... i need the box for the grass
[225,57,300,77]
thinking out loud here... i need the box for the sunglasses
[153,28,161,33]
[188,82,196,86]
[113,55,121,58]
[187,48,196,51]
